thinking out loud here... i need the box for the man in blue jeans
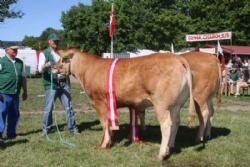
[38,33,78,136]
[0,46,27,146]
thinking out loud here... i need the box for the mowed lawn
[0,78,250,167]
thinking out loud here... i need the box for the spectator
[228,66,240,95]
[235,68,250,96]
[0,46,27,146]
[221,67,230,95]
[242,59,249,68]
[232,55,242,68]
[225,59,233,68]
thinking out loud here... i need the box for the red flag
[109,5,115,37]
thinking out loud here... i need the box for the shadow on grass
[111,124,231,153]
[0,139,29,149]
[77,120,100,132]
[18,129,42,136]
[17,120,100,137]
[18,124,67,136]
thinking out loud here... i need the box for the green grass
[1,78,250,167]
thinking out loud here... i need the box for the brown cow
[55,48,193,160]
[139,52,221,143]
[137,52,221,144]
[182,52,221,142]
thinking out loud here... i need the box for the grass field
[0,78,250,167]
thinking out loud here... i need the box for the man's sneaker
[234,93,240,97]
[70,128,79,135]
[41,129,49,137]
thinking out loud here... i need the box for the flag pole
[217,40,219,58]
[171,43,174,53]
[111,31,113,59]
[110,3,114,59]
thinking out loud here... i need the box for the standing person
[0,46,27,146]
[228,66,240,95]
[235,68,250,96]
[38,33,79,136]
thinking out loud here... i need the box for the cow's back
[181,52,220,103]
[114,53,190,108]
[71,52,191,109]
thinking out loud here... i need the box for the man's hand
[51,68,59,74]
[22,91,27,101]
[43,62,55,71]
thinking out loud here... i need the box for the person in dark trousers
[0,46,27,146]
[38,33,79,136]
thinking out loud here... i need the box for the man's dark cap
[48,33,60,41]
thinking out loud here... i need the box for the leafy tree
[178,0,250,45]
[43,0,250,53]
[0,0,23,22]
[22,36,41,49]
[61,1,110,54]
[22,28,65,50]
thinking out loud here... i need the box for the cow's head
[52,48,78,75]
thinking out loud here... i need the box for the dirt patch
[218,100,250,112]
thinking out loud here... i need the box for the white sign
[199,48,216,54]
[186,32,232,42]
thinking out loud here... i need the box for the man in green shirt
[38,33,78,136]
[229,67,240,95]
[0,46,27,147]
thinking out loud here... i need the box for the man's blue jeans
[0,94,20,137]
[42,82,77,132]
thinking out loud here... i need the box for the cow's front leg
[95,102,112,148]
[101,125,112,148]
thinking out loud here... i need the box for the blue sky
[0,0,92,41]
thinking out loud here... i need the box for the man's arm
[38,52,54,72]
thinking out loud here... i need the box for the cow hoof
[195,135,204,144]
[158,149,170,161]
[100,141,112,148]
[134,139,143,144]
[205,134,211,140]
[158,153,170,161]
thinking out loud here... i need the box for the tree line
[2,0,250,54]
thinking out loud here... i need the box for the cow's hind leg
[205,98,215,140]
[154,107,172,161]
[169,105,181,149]
[195,101,209,143]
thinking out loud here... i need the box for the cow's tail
[178,57,195,127]
[215,59,222,108]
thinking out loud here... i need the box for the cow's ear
[62,57,71,63]
[58,49,75,59]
